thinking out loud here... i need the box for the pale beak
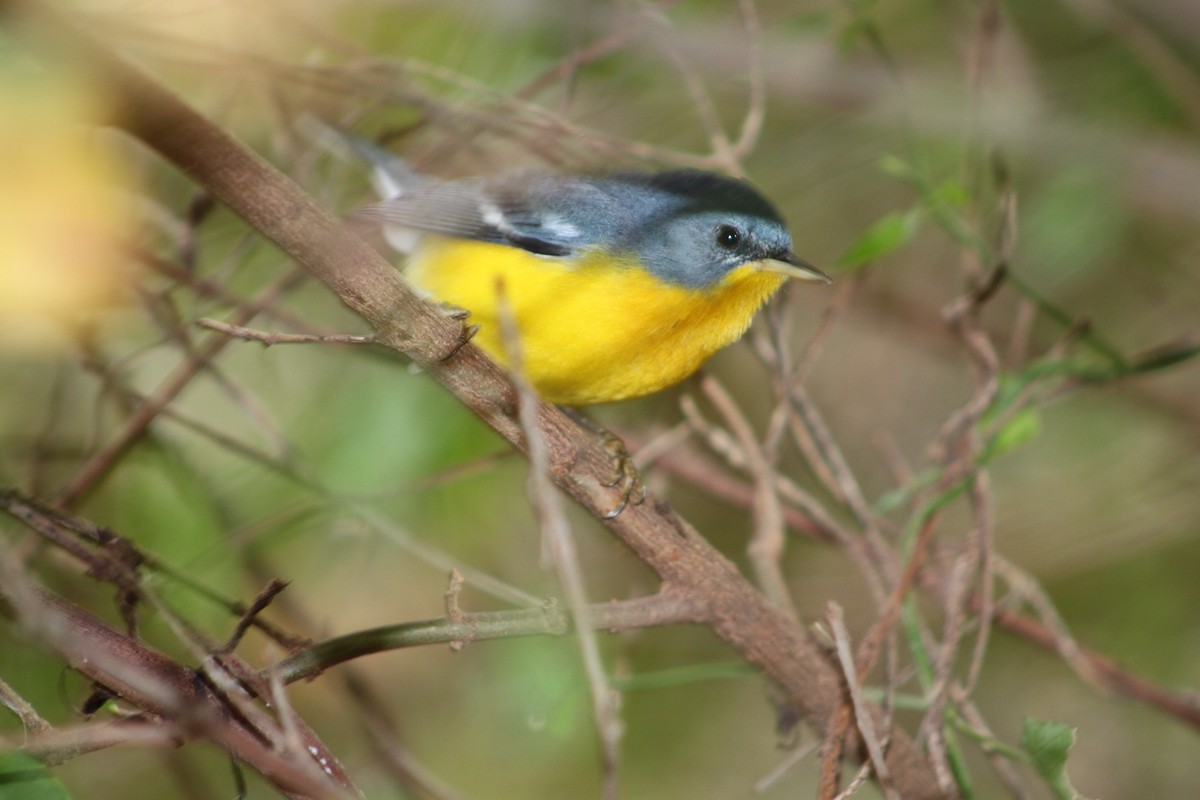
[758,252,832,284]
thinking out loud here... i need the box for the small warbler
[338,133,830,405]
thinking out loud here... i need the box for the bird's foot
[598,429,647,519]
[561,408,646,519]
[438,302,471,321]
[434,303,478,362]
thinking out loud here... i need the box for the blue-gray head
[600,170,829,289]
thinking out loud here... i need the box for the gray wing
[351,172,619,258]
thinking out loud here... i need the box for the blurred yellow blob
[0,68,136,352]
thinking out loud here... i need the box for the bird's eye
[715,225,742,249]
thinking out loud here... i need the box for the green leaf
[837,208,921,268]
[0,752,72,800]
[1020,718,1087,800]
[929,179,969,211]
[982,407,1041,461]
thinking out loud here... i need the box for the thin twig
[57,266,310,508]
[497,281,622,799]
[731,0,767,159]
[9,717,183,766]
[0,563,352,800]
[786,384,892,570]
[702,375,798,621]
[753,740,819,794]
[638,0,739,172]
[197,318,377,346]
[0,675,51,736]
[827,602,897,800]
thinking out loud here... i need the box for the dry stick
[340,673,471,800]
[237,546,473,800]
[56,265,308,508]
[987,604,1200,731]
[0,675,51,736]
[639,0,740,173]
[827,602,897,800]
[11,9,942,797]
[0,488,306,648]
[786,385,895,576]
[498,285,623,800]
[0,491,354,796]
[133,243,319,334]
[701,375,799,622]
[660,434,1200,740]
[730,0,767,160]
[197,318,377,347]
[915,296,1003,748]
[762,278,891,610]
[820,509,945,797]
[764,277,859,462]
[0,574,349,800]
[10,717,183,767]
[754,740,820,794]
[960,473,995,695]
[834,762,875,800]
[629,432,842,544]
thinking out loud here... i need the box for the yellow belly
[407,237,786,405]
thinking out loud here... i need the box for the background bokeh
[1,0,1198,797]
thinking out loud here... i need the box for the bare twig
[786,384,892,570]
[57,266,310,508]
[0,566,353,800]
[638,0,739,172]
[702,375,797,621]
[731,0,767,159]
[0,675,50,736]
[222,579,291,653]
[7,717,183,766]
[753,740,819,794]
[827,602,897,800]
[197,317,377,346]
[497,281,623,799]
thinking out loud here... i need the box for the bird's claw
[560,408,647,519]
[435,304,478,362]
[439,303,471,321]
[599,430,646,520]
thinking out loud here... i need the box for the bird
[332,136,831,407]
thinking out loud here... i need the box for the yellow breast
[407,236,786,405]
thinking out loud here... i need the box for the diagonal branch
[0,575,353,800]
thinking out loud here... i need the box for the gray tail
[299,113,427,200]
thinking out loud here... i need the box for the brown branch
[3,5,944,796]
[989,605,1200,731]
[0,675,50,735]
[12,717,181,766]
[0,575,353,799]
[700,375,798,621]
[56,266,309,508]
